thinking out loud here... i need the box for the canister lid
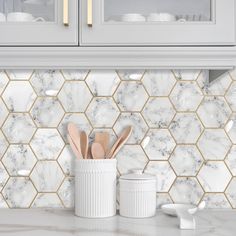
[120,169,156,181]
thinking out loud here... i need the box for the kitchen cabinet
[80,0,236,46]
[0,0,235,77]
[0,0,78,45]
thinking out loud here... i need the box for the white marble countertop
[0,209,235,236]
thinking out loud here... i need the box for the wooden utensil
[107,126,132,159]
[95,132,110,156]
[67,123,82,155]
[80,131,88,159]
[91,143,105,159]
[67,134,83,159]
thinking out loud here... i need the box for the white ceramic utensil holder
[119,169,156,218]
[75,159,117,218]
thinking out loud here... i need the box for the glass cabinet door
[80,0,235,46]
[0,0,78,45]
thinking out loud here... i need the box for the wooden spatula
[107,126,132,159]
[80,131,88,159]
[91,143,105,159]
[95,132,110,156]
[67,135,83,159]
[67,123,82,155]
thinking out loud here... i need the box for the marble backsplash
[0,69,236,209]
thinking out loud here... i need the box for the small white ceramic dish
[161,204,194,217]
[147,13,176,22]
[121,14,146,22]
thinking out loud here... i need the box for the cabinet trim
[0,46,235,69]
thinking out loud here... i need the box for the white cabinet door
[80,0,235,46]
[0,0,78,45]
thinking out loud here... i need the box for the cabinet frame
[0,0,78,45]
[80,0,236,46]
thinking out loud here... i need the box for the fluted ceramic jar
[75,159,117,218]
[119,169,156,218]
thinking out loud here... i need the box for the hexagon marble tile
[30,161,64,192]
[197,97,231,128]
[114,81,148,112]
[30,70,65,96]
[2,113,36,143]
[142,129,176,160]
[169,177,204,205]
[58,81,92,112]
[142,97,175,128]
[2,81,36,112]
[86,70,120,96]
[169,113,203,144]
[2,177,37,208]
[2,145,37,176]
[30,97,64,128]
[197,129,232,160]
[144,161,176,192]
[169,145,203,176]
[197,162,232,192]
[170,81,203,112]
[30,129,65,160]
[142,70,176,96]
[86,97,120,128]
[1,69,236,209]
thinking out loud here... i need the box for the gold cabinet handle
[63,0,69,26]
[87,0,92,27]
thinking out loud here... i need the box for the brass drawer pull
[87,0,93,27]
[63,0,69,26]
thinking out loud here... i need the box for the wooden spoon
[67,123,82,155]
[80,131,88,159]
[95,132,110,156]
[107,126,132,159]
[67,135,83,159]
[91,143,105,159]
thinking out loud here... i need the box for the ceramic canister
[75,159,117,218]
[119,169,156,218]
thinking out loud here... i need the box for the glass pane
[0,0,55,22]
[104,0,211,22]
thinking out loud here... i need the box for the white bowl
[121,14,146,22]
[147,13,176,22]
[161,204,195,216]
